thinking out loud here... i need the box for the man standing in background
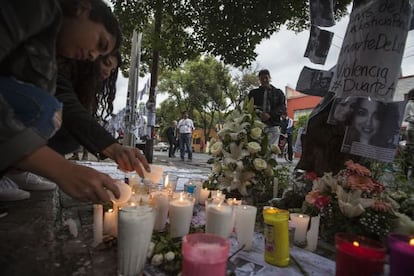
[248,69,286,147]
[177,111,194,161]
[166,120,178,158]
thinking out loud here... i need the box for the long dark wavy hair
[59,0,122,50]
[75,51,122,122]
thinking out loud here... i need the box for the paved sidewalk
[0,153,212,276]
[0,152,304,276]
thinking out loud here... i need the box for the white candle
[169,193,194,238]
[142,164,164,184]
[305,215,320,252]
[151,190,169,232]
[290,213,310,245]
[103,208,117,237]
[93,204,103,246]
[199,188,210,205]
[107,180,132,204]
[118,206,155,276]
[226,198,242,206]
[206,203,233,238]
[235,205,257,250]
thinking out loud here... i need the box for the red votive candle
[335,233,385,276]
[388,233,414,276]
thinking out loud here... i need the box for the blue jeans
[179,133,192,160]
[0,77,62,139]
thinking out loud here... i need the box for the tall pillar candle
[151,190,169,232]
[388,234,414,276]
[93,204,103,246]
[205,203,233,238]
[118,206,155,276]
[199,188,210,205]
[169,193,194,238]
[235,205,257,250]
[290,213,310,246]
[305,215,320,252]
[335,233,385,276]
[103,207,117,237]
[263,207,290,267]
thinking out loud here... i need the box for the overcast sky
[113,11,414,113]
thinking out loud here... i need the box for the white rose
[250,127,262,140]
[164,251,175,262]
[253,120,265,129]
[247,142,261,154]
[270,144,281,154]
[147,242,155,258]
[253,158,267,171]
[210,141,223,156]
[151,254,164,266]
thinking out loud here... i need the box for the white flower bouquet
[205,98,280,197]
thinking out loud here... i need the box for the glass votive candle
[335,233,385,276]
[388,233,414,276]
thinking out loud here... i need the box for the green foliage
[293,114,309,141]
[111,0,351,74]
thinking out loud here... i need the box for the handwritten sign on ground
[329,0,412,101]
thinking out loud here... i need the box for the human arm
[54,74,150,176]
[15,145,120,203]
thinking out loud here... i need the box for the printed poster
[329,0,412,101]
[304,25,334,65]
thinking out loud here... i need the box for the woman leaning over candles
[0,0,147,203]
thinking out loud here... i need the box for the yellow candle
[263,206,290,267]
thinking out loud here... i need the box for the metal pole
[124,31,142,147]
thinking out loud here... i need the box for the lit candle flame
[353,241,360,247]
[108,209,113,213]
[299,214,304,218]
[179,192,184,201]
[130,202,136,207]
[409,238,414,246]
[164,174,169,188]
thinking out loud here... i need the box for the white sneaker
[7,172,56,191]
[0,176,30,201]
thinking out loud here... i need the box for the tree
[158,56,234,143]
[111,0,351,72]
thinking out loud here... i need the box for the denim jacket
[0,0,61,171]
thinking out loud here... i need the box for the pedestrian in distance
[177,111,195,161]
[166,120,178,158]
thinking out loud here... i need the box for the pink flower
[305,191,330,210]
[304,171,319,181]
[345,160,371,176]
[371,200,393,212]
[314,195,331,210]
[305,191,320,205]
[346,174,375,192]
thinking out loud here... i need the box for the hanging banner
[310,0,335,27]
[329,0,412,101]
[296,66,334,97]
[304,25,334,65]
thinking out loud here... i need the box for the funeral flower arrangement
[205,98,280,199]
[301,160,401,241]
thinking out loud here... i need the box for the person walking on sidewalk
[281,112,294,162]
[166,120,178,158]
[177,111,194,161]
[248,69,286,147]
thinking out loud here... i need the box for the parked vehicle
[153,142,169,152]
